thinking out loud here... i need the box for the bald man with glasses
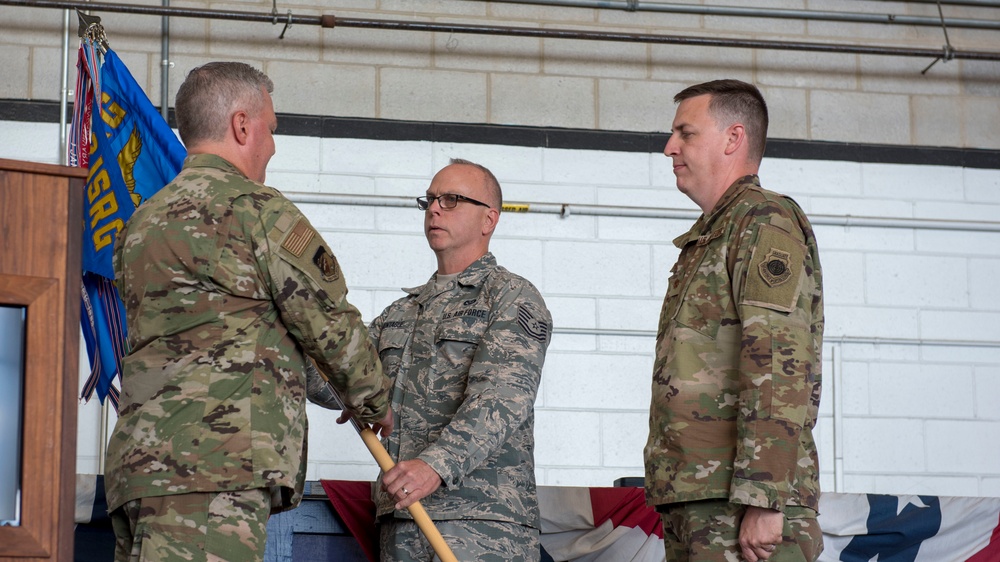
[363,159,552,561]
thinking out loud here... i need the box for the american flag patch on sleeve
[282,218,315,258]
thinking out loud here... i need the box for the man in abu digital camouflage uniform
[644,80,824,562]
[105,62,393,562]
[367,159,552,561]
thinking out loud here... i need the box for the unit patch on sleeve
[759,248,792,287]
[742,223,806,313]
[312,246,341,283]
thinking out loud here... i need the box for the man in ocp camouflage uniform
[366,159,552,561]
[644,80,824,562]
[105,62,393,562]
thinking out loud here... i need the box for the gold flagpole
[329,390,458,562]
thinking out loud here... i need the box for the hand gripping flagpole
[328,390,459,562]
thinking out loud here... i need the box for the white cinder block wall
[293,139,1000,498]
[6,120,996,498]
[3,0,1000,499]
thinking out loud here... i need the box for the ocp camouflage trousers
[110,488,270,562]
[659,500,823,562]
[379,517,540,562]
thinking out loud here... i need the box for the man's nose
[663,136,678,157]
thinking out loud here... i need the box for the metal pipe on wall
[831,344,844,492]
[4,0,1000,61]
[160,0,169,120]
[285,192,1000,234]
[475,0,1000,31]
[58,8,70,166]
[855,0,1000,7]
[554,327,1000,348]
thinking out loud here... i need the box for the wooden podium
[0,159,84,561]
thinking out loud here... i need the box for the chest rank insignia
[759,248,792,287]
[313,246,341,282]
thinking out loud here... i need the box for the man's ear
[482,208,500,236]
[724,123,745,156]
[232,111,250,146]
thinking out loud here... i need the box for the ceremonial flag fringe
[819,493,1000,562]
[537,490,1000,562]
[538,485,665,561]
[70,31,185,408]
[317,481,1000,562]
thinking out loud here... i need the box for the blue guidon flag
[70,25,185,409]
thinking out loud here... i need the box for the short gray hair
[449,158,503,209]
[175,62,273,146]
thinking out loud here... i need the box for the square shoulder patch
[281,218,315,258]
[742,223,807,313]
[277,217,342,284]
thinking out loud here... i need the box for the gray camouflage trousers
[659,500,823,562]
[110,488,270,562]
[379,518,540,562]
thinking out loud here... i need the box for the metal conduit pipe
[160,0,170,121]
[554,327,1000,348]
[58,8,70,166]
[856,0,1000,7]
[477,0,1000,31]
[5,0,1000,61]
[284,192,1000,233]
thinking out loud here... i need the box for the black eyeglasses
[416,193,491,211]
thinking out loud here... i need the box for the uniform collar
[404,252,497,300]
[182,153,247,179]
[672,175,760,249]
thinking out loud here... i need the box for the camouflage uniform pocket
[671,235,733,340]
[376,328,409,377]
[739,387,767,425]
[673,272,733,340]
[736,387,766,478]
[435,322,480,373]
[767,311,812,428]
